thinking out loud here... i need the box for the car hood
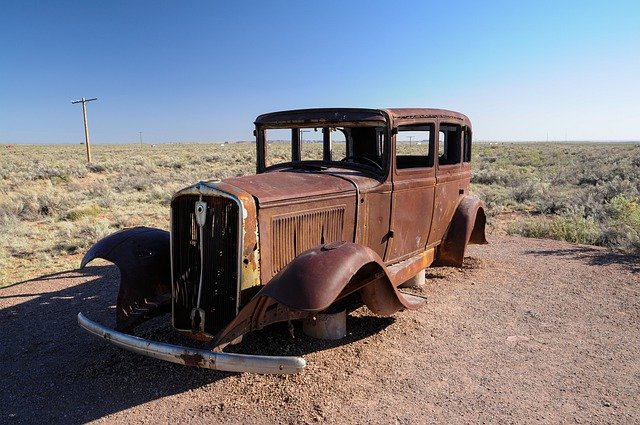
[224,170,357,206]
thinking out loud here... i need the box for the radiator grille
[272,207,344,275]
[171,194,239,335]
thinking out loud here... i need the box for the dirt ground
[1,236,638,424]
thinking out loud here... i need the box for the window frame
[462,126,472,163]
[259,123,390,177]
[436,122,463,167]
[394,123,435,171]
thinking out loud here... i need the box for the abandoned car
[78,108,487,374]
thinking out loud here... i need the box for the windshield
[261,125,387,173]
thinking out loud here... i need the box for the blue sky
[1,1,639,143]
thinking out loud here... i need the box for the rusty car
[78,108,487,374]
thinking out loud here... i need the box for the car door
[385,123,436,263]
[428,120,468,245]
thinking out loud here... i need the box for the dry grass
[1,142,638,286]
[0,143,255,286]
[471,143,640,253]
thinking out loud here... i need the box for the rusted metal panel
[212,241,426,347]
[435,196,488,267]
[387,248,435,287]
[225,171,356,206]
[427,119,470,246]
[428,168,470,245]
[386,108,470,125]
[80,227,171,333]
[271,206,345,274]
[255,108,388,126]
[256,193,356,282]
[355,189,392,259]
[387,176,436,262]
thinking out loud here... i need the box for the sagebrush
[1,142,638,286]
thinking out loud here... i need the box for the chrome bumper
[77,313,306,374]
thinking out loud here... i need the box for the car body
[78,107,487,374]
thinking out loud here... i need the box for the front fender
[435,196,488,267]
[80,226,172,332]
[212,241,425,346]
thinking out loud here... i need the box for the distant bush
[473,143,640,254]
[64,204,101,221]
[86,162,107,173]
[549,213,601,245]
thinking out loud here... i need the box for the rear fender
[80,226,172,332]
[435,196,488,267]
[212,241,425,346]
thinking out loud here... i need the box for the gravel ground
[1,236,638,424]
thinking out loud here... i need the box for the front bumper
[78,313,306,374]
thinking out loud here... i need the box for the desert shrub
[507,213,600,245]
[203,154,222,163]
[599,195,640,253]
[534,191,575,215]
[0,186,76,221]
[0,191,24,220]
[511,177,549,203]
[471,184,518,214]
[64,203,101,221]
[70,180,115,208]
[51,219,112,254]
[506,217,551,239]
[36,190,77,218]
[471,168,510,185]
[608,195,640,224]
[86,162,107,173]
[549,213,601,245]
[473,142,640,253]
[2,142,639,286]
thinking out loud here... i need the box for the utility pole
[408,135,414,146]
[139,131,143,145]
[71,97,97,162]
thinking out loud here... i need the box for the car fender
[212,241,425,347]
[435,196,488,267]
[80,226,172,332]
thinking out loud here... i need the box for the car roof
[255,108,470,126]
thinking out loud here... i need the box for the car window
[438,124,462,166]
[463,127,472,163]
[396,124,434,169]
[263,125,386,172]
[264,129,293,167]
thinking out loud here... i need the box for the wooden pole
[81,98,92,162]
[71,97,97,163]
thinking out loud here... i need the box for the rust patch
[178,353,206,367]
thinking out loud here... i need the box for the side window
[438,124,461,166]
[396,124,433,169]
[463,127,472,163]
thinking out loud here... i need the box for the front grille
[171,194,239,336]
[272,207,345,275]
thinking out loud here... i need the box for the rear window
[463,127,472,163]
[438,124,462,166]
